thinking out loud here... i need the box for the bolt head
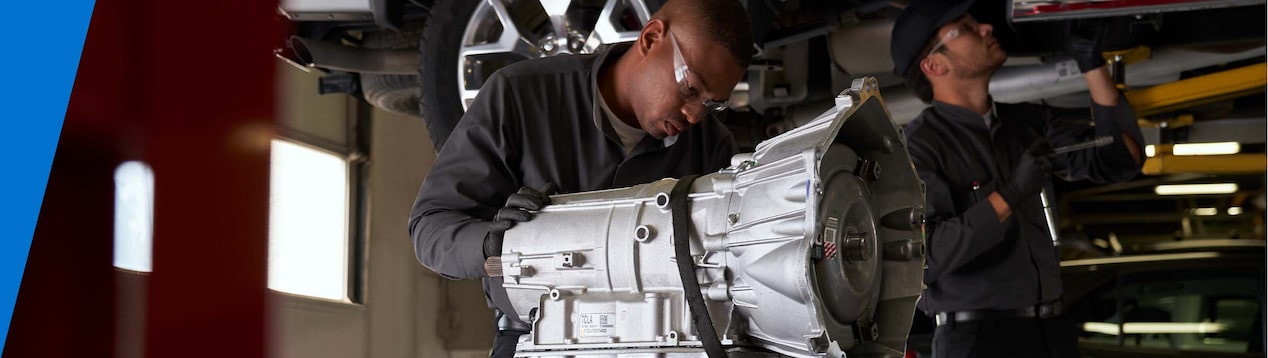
[568,36,586,52]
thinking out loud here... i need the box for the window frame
[268,101,370,305]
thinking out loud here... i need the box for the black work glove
[1067,19,1108,73]
[483,184,557,258]
[999,141,1055,209]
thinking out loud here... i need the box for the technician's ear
[920,56,949,78]
[636,19,666,58]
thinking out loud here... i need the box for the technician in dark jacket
[408,1,753,356]
[891,0,1144,357]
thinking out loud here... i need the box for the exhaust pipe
[872,46,1267,125]
[288,36,419,75]
[990,46,1266,104]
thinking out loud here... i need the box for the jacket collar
[588,43,675,153]
[591,43,633,141]
[931,100,998,130]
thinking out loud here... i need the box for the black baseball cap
[890,0,975,77]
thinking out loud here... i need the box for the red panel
[8,0,280,357]
[139,1,278,357]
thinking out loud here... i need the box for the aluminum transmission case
[498,78,926,357]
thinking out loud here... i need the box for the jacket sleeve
[908,130,1008,283]
[1047,95,1145,184]
[408,72,522,280]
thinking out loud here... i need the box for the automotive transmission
[496,77,926,357]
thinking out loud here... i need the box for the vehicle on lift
[278,0,891,151]
[277,0,1265,154]
[1061,239,1266,358]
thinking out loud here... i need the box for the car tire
[361,73,419,117]
[360,20,425,118]
[417,0,480,153]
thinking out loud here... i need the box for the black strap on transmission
[669,174,725,357]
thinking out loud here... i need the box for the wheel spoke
[461,89,481,108]
[538,0,572,17]
[584,0,651,53]
[486,0,520,39]
[538,0,574,42]
[487,0,541,56]
[461,43,510,58]
[626,0,652,24]
[462,41,538,58]
[462,1,541,60]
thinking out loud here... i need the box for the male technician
[891,0,1144,356]
[408,1,753,356]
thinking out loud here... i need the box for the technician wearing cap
[891,0,1144,356]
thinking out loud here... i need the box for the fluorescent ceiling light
[1229,207,1243,216]
[1172,142,1240,156]
[1084,322,1226,335]
[1155,183,1238,195]
[1145,145,1156,157]
[1191,207,1218,216]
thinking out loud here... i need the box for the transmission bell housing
[498,77,926,357]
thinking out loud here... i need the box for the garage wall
[367,105,438,358]
[270,62,493,358]
[371,107,494,358]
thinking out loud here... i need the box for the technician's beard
[953,55,1005,81]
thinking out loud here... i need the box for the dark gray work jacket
[905,98,1143,314]
[408,43,736,314]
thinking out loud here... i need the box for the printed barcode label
[579,313,616,337]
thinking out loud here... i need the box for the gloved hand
[483,183,557,258]
[1067,19,1108,73]
[999,141,1054,209]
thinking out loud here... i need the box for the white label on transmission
[579,313,617,337]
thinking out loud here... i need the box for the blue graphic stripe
[0,0,96,350]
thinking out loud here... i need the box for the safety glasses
[924,16,980,59]
[925,28,960,58]
[669,31,728,118]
